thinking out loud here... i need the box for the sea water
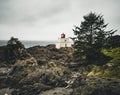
[0,40,58,48]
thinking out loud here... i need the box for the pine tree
[73,12,116,63]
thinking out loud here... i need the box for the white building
[56,33,72,48]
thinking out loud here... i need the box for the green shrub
[102,47,120,66]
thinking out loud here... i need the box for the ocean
[0,40,58,48]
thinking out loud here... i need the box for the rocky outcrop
[71,77,120,95]
[27,44,74,65]
[0,42,120,95]
[0,43,73,94]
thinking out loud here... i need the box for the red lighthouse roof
[61,33,65,38]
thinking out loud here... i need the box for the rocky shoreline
[0,44,120,95]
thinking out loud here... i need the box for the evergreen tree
[73,12,116,63]
[5,37,30,64]
[106,35,120,48]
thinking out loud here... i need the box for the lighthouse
[56,33,72,48]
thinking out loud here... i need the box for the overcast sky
[0,0,120,41]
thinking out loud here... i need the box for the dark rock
[0,88,14,95]
[27,45,74,64]
[11,83,51,95]
[71,77,120,95]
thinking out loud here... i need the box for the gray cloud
[0,0,120,40]
[0,0,70,24]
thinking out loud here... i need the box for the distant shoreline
[0,40,58,48]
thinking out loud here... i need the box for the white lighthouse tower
[56,33,72,48]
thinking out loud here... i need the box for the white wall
[56,38,72,48]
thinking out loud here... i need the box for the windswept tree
[5,37,30,63]
[73,12,116,63]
